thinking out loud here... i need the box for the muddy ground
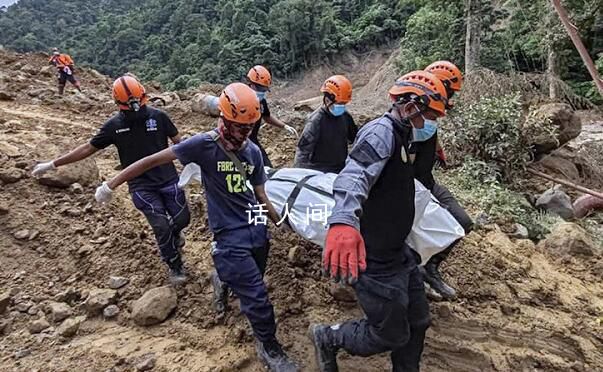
[0,50,602,371]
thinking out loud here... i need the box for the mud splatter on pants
[131,182,190,266]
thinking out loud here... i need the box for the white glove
[283,125,298,138]
[178,163,202,188]
[32,161,56,178]
[95,182,114,204]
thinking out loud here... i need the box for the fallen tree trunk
[527,168,603,200]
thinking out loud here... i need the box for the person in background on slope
[294,75,358,173]
[412,60,473,301]
[246,65,298,167]
[93,83,299,372]
[48,47,82,95]
[32,76,190,285]
[308,71,450,372]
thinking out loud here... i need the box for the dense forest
[0,0,601,99]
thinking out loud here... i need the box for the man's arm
[54,143,99,167]
[254,184,281,225]
[264,115,285,129]
[294,118,319,167]
[327,127,395,230]
[107,148,177,190]
[170,134,182,144]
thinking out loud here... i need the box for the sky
[0,0,18,7]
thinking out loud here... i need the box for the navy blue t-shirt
[172,130,268,248]
[90,106,179,192]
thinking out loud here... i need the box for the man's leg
[390,267,431,372]
[159,183,191,249]
[132,190,186,284]
[424,183,473,299]
[67,75,82,92]
[58,73,66,95]
[309,270,414,371]
[211,244,296,370]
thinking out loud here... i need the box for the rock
[40,65,55,77]
[108,276,129,290]
[149,92,180,107]
[544,222,597,257]
[508,223,529,239]
[28,318,50,334]
[47,302,73,323]
[536,186,575,220]
[56,316,85,337]
[103,305,120,319]
[15,301,33,312]
[13,229,30,240]
[0,203,8,215]
[191,93,219,116]
[84,289,117,315]
[287,247,300,264]
[0,318,12,335]
[294,96,322,113]
[136,353,157,371]
[539,155,580,181]
[0,168,25,184]
[0,291,12,313]
[526,103,582,154]
[14,348,31,359]
[69,183,84,194]
[0,141,21,157]
[0,90,14,101]
[131,286,177,326]
[20,64,39,75]
[53,288,80,304]
[27,305,40,315]
[328,283,356,303]
[77,245,93,257]
[37,157,99,188]
[27,88,55,99]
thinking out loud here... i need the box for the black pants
[333,258,430,371]
[430,183,473,261]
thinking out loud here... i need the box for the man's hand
[323,224,366,285]
[435,147,447,169]
[283,125,299,138]
[95,182,113,204]
[32,161,56,178]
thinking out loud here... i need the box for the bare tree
[465,0,482,73]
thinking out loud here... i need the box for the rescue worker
[414,61,473,300]
[308,71,450,372]
[246,65,298,167]
[294,75,358,173]
[32,76,190,285]
[94,83,298,372]
[48,48,82,95]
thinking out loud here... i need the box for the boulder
[56,316,85,337]
[47,302,73,323]
[544,222,598,257]
[28,318,50,334]
[13,229,30,240]
[0,168,26,184]
[526,103,581,154]
[538,155,580,181]
[37,157,99,188]
[535,186,575,220]
[191,93,219,116]
[84,289,117,315]
[131,286,177,326]
[103,305,120,319]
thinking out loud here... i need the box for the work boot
[210,270,228,314]
[176,231,186,250]
[308,324,338,372]
[167,256,187,286]
[255,339,298,372]
[423,261,456,300]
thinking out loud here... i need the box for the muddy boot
[210,270,228,314]
[167,256,187,286]
[255,339,298,372]
[423,260,456,300]
[308,324,338,372]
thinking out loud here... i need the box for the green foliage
[436,159,561,239]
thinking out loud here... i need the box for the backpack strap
[208,130,248,183]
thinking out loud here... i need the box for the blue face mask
[330,104,346,117]
[256,91,266,101]
[412,118,438,142]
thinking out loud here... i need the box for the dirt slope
[0,50,602,372]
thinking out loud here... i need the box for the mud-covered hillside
[0,50,602,371]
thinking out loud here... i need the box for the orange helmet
[320,75,352,104]
[113,76,148,111]
[389,71,448,117]
[425,61,463,92]
[218,82,261,124]
[247,65,272,88]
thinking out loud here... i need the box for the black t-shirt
[90,106,179,192]
[249,99,271,143]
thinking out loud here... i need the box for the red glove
[435,147,447,168]
[323,224,366,284]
